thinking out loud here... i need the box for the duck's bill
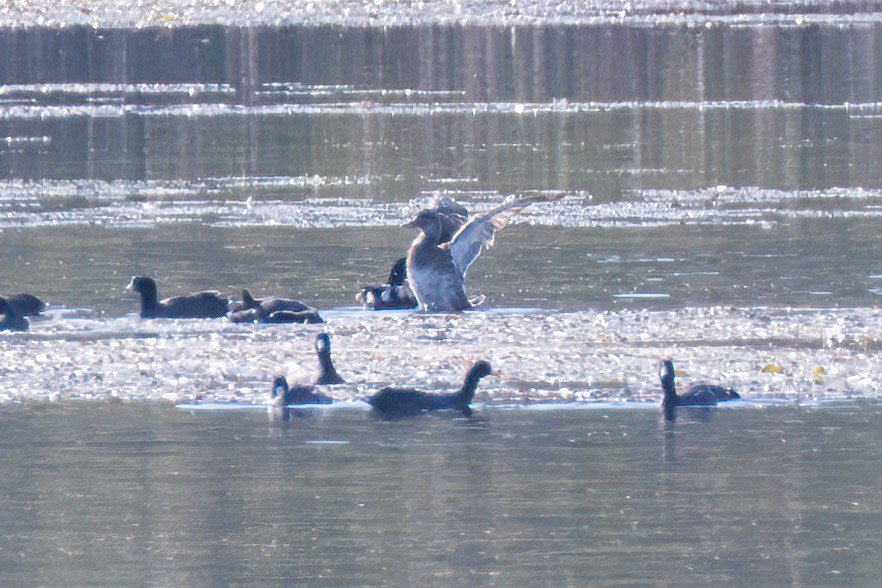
[402,219,419,228]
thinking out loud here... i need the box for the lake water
[1,20,882,584]
[1,402,881,586]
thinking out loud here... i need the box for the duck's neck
[241,289,259,309]
[455,365,486,408]
[317,352,343,385]
[388,261,407,285]
[411,230,435,252]
[139,285,157,317]
[417,217,444,248]
[661,378,678,407]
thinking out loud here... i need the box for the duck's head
[404,210,443,238]
[126,276,155,295]
[315,333,331,356]
[659,359,675,387]
[270,376,289,400]
[471,360,492,379]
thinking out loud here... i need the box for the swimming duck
[5,293,47,316]
[126,276,228,319]
[268,333,343,405]
[0,297,29,331]
[405,194,562,312]
[356,258,418,310]
[314,333,344,385]
[367,360,491,417]
[269,375,332,405]
[660,359,738,420]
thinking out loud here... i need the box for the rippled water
[1,403,881,586]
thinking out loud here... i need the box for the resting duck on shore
[0,297,29,331]
[405,194,562,312]
[659,359,739,420]
[269,333,343,405]
[231,289,314,315]
[229,289,323,324]
[356,258,417,310]
[126,276,228,319]
[228,306,324,324]
[367,360,491,417]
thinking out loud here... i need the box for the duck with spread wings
[404,194,562,312]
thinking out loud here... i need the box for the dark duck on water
[269,375,332,406]
[126,276,228,319]
[268,333,343,405]
[659,359,739,420]
[313,332,345,385]
[367,360,491,417]
[405,194,562,312]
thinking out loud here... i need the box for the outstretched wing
[445,193,563,277]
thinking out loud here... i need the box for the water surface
[1,403,880,586]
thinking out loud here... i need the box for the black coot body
[127,276,228,319]
[368,360,491,417]
[6,293,47,316]
[0,297,29,331]
[660,360,737,421]
[684,382,740,402]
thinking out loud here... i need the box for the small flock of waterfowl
[267,333,737,420]
[270,332,495,419]
[1,194,741,419]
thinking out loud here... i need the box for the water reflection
[1,25,881,198]
[2,404,881,585]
